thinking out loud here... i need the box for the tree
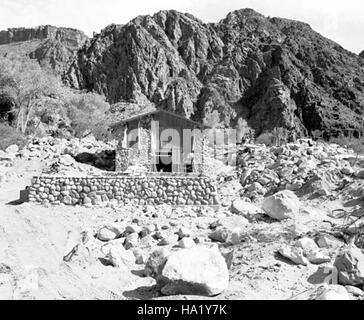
[236,118,255,143]
[0,54,62,134]
[203,109,221,128]
[66,91,111,140]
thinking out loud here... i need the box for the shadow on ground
[123,284,160,300]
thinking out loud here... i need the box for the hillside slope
[0,25,88,82]
[68,9,364,137]
[0,10,363,138]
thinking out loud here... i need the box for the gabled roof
[111,109,210,129]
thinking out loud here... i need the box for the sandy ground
[0,157,359,300]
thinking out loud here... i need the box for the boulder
[262,190,300,221]
[5,144,19,154]
[209,216,248,244]
[356,170,364,179]
[179,238,196,249]
[295,237,319,254]
[133,249,147,265]
[124,233,139,250]
[109,222,126,237]
[334,245,364,286]
[309,266,338,285]
[315,285,351,300]
[144,248,170,278]
[97,227,118,242]
[141,225,156,237]
[231,199,262,219]
[278,246,309,265]
[107,246,135,268]
[345,285,364,297]
[158,247,229,296]
[158,231,179,246]
[306,250,331,265]
[177,227,192,238]
[341,167,354,175]
[125,224,142,234]
[316,235,342,249]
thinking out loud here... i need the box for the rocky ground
[0,136,364,300]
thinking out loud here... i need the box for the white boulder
[306,250,331,264]
[262,190,300,221]
[5,144,19,154]
[315,285,351,300]
[334,245,364,286]
[97,227,118,242]
[279,246,309,266]
[158,246,229,296]
[107,246,135,268]
[179,238,196,249]
[295,237,319,254]
[209,216,248,244]
[231,199,262,219]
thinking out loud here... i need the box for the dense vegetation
[0,54,112,148]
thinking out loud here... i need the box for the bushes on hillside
[0,54,112,140]
[256,127,289,146]
[330,136,364,155]
[0,122,27,150]
[66,91,112,141]
[0,54,62,134]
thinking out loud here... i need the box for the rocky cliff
[0,25,88,47]
[1,11,363,138]
[0,25,88,80]
[67,9,364,137]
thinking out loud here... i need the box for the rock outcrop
[0,25,88,81]
[69,9,363,137]
[0,25,87,46]
[1,10,363,138]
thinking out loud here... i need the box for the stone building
[111,110,210,174]
[28,110,220,206]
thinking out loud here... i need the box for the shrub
[329,136,364,155]
[256,132,276,146]
[203,110,221,128]
[0,122,27,150]
[0,54,62,134]
[66,92,112,141]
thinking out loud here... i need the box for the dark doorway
[156,151,172,172]
[185,164,193,173]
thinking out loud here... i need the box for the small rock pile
[0,144,19,183]
[65,211,230,297]
[1,135,117,178]
[237,139,361,200]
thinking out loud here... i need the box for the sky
[0,0,363,54]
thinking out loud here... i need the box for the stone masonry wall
[28,175,219,206]
[128,127,151,169]
[115,146,129,172]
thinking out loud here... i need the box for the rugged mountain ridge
[0,25,88,47]
[1,10,363,138]
[0,25,88,80]
[67,9,364,137]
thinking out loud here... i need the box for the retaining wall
[28,175,219,206]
